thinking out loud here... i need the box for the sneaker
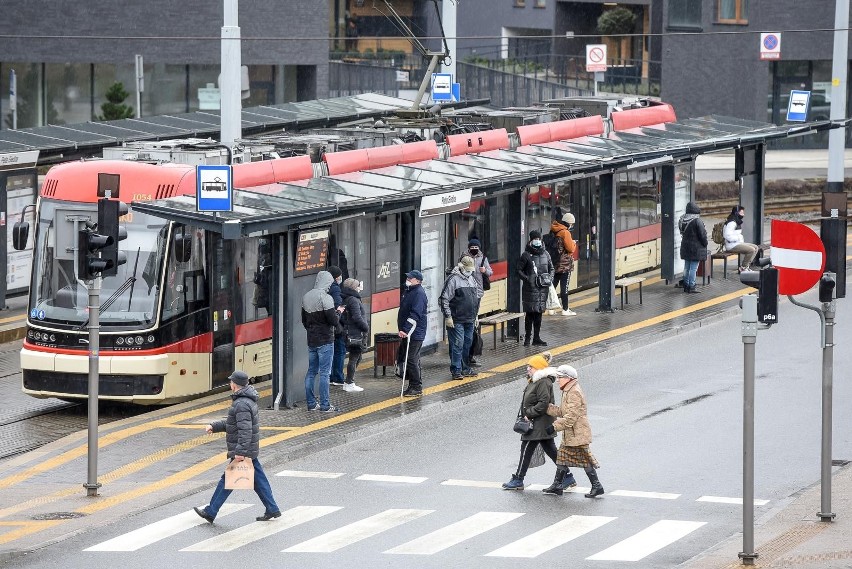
[451,372,464,380]
[462,369,478,377]
[256,510,281,521]
[308,403,321,411]
[531,339,548,346]
[402,389,422,397]
[501,475,525,491]
[561,309,577,316]
[342,383,363,392]
[320,405,340,413]
[329,380,344,386]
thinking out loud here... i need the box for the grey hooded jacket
[301,271,342,347]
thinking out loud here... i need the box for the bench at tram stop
[711,244,769,280]
[478,311,525,350]
[614,276,646,310]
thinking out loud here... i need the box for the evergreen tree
[98,82,134,121]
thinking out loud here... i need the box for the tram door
[209,234,236,387]
[555,178,599,288]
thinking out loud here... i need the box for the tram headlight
[147,335,155,344]
[49,335,56,342]
[115,337,124,346]
[34,332,41,341]
[135,336,144,345]
[27,330,34,339]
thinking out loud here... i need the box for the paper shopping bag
[224,459,255,490]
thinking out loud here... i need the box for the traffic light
[740,263,779,324]
[97,198,128,277]
[77,229,113,280]
[819,273,836,303]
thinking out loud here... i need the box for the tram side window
[616,172,640,231]
[637,168,660,226]
[245,237,271,321]
[485,196,508,263]
[374,214,400,293]
[161,226,207,323]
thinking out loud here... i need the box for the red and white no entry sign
[586,44,607,72]
[770,219,825,295]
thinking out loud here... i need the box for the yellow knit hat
[527,353,550,371]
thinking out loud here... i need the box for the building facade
[0,1,329,130]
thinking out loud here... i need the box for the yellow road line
[0,520,63,545]
[0,314,24,325]
[0,391,269,490]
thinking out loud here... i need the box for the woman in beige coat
[542,364,604,498]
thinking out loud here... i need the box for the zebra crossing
[85,504,708,561]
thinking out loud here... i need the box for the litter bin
[373,333,401,377]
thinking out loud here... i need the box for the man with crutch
[397,270,428,397]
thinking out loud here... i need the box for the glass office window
[188,64,221,112]
[1,62,44,129]
[45,63,91,125]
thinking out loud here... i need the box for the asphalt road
[8,288,852,569]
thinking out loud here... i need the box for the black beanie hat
[529,230,542,240]
[328,266,342,279]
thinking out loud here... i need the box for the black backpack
[542,230,561,264]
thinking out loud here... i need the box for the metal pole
[739,294,758,565]
[221,0,242,150]
[84,276,101,497]
[818,287,837,521]
[828,0,849,190]
[442,0,457,81]
[135,54,143,119]
[411,54,440,110]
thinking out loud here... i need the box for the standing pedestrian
[502,353,558,490]
[440,255,481,380]
[398,269,428,397]
[328,266,347,387]
[723,205,760,273]
[301,270,341,412]
[518,230,554,346]
[542,364,604,498]
[194,370,281,523]
[340,278,367,392]
[465,238,492,367]
[678,201,708,294]
[550,212,577,316]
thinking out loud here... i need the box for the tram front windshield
[30,199,167,329]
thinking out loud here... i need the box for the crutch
[399,321,417,398]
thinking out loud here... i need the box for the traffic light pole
[84,276,102,497]
[787,271,837,522]
[739,294,758,565]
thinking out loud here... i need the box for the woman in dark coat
[678,201,708,294]
[340,278,368,392]
[502,353,558,491]
[517,230,554,346]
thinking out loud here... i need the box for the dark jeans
[514,438,558,479]
[449,322,475,375]
[555,271,572,310]
[331,335,346,383]
[305,343,333,409]
[524,311,543,342]
[205,457,279,519]
[397,337,423,390]
[345,345,363,384]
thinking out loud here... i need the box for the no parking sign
[760,32,781,60]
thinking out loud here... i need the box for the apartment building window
[718,0,747,24]
[667,0,701,29]
[535,0,546,7]
[514,0,526,6]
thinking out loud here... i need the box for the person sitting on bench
[723,205,760,273]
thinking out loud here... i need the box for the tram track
[699,193,824,218]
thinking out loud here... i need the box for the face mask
[357,281,364,292]
[462,269,473,277]
[336,277,343,284]
[468,247,479,255]
[531,239,542,247]
[405,280,412,288]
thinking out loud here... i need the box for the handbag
[346,329,367,349]
[513,398,533,434]
[224,458,255,490]
[469,327,483,357]
[481,257,491,291]
[532,259,552,288]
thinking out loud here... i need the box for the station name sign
[420,188,472,217]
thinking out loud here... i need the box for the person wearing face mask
[723,205,759,273]
[678,202,708,294]
[518,230,555,346]
[439,255,482,380]
[465,238,492,367]
[327,266,347,387]
[549,213,577,316]
[397,270,428,396]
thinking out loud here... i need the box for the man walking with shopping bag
[194,370,281,523]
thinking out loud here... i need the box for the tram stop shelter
[131,112,842,408]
